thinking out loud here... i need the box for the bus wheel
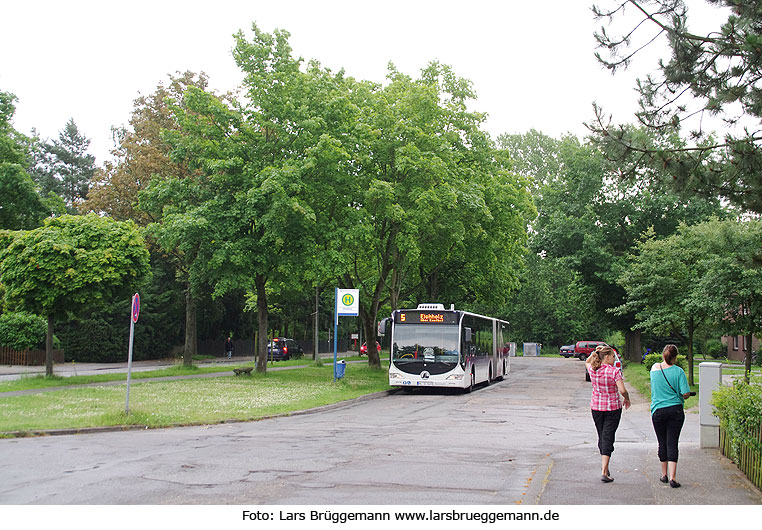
[487,367,493,385]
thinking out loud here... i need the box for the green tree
[81,72,211,367]
[31,119,95,213]
[83,72,209,224]
[698,219,762,381]
[141,27,325,371]
[506,253,602,347]
[0,214,150,375]
[0,90,49,229]
[616,225,716,383]
[590,0,762,214]
[617,219,762,382]
[310,63,533,369]
[504,132,727,361]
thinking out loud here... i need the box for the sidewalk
[0,352,360,381]
[533,389,762,505]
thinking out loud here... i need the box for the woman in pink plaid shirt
[586,345,631,482]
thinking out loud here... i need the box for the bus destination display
[395,311,458,324]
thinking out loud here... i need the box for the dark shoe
[669,479,681,488]
[659,475,669,483]
[601,475,614,483]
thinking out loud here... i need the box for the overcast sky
[1,0,726,164]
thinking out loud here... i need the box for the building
[722,335,759,362]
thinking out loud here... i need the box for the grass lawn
[623,362,702,410]
[0,355,389,394]
[0,363,391,434]
[0,364,250,393]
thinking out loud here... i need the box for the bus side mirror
[464,327,472,343]
[378,317,390,336]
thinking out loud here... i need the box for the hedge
[712,378,762,460]
[0,311,47,350]
[643,352,687,372]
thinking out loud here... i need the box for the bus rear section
[387,304,509,391]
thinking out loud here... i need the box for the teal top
[650,364,690,415]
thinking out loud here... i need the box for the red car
[360,341,381,355]
[574,340,607,361]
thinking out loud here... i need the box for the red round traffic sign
[132,293,140,323]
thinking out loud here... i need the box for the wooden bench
[233,367,253,376]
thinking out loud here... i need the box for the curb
[0,388,400,438]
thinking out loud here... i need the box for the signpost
[125,293,139,414]
[334,288,359,381]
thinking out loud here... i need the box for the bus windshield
[392,324,460,364]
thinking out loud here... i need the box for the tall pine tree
[31,119,95,213]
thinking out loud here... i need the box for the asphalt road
[0,357,760,505]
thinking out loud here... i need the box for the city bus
[382,304,510,392]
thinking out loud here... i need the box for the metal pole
[314,286,319,360]
[125,315,135,414]
[333,287,338,381]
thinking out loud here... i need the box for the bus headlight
[446,374,464,381]
[389,373,401,379]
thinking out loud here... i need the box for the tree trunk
[428,269,439,301]
[183,285,197,367]
[624,329,642,363]
[46,314,54,377]
[360,304,381,369]
[745,333,753,383]
[256,274,269,373]
[686,317,695,385]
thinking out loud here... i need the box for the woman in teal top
[650,344,691,488]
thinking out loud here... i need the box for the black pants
[592,408,622,457]
[652,404,685,462]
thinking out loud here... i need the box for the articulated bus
[382,304,510,392]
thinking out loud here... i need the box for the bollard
[699,362,723,448]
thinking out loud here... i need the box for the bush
[0,312,47,350]
[704,338,726,360]
[56,316,124,362]
[643,352,687,372]
[712,379,762,460]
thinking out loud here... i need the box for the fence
[719,423,762,491]
[0,345,65,366]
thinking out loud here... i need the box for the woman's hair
[590,345,614,371]
[662,344,679,365]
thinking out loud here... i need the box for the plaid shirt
[588,364,623,411]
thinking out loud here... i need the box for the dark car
[360,341,381,355]
[559,344,575,358]
[267,337,304,361]
[574,340,607,361]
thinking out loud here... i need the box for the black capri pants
[652,404,685,462]
[592,408,623,457]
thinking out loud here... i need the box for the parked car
[559,344,575,358]
[360,341,381,355]
[267,337,304,361]
[574,340,607,361]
